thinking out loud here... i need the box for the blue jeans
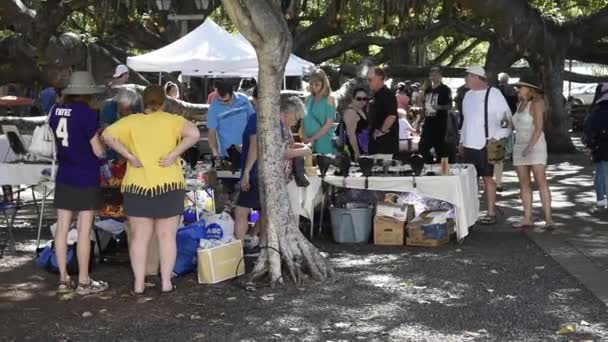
[594,161,608,201]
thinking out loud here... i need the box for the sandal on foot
[130,289,147,297]
[57,277,73,292]
[512,222,534,229]
[161,284,176,295]
[544,223,556,231]
[75,279,109,295]
[478,215,497,225]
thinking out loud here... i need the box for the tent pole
[159,72,162,85]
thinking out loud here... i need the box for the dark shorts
[123,190,185,218]
[420,136,448,162]
[463,147,494,177]
[236,180,260,210]
[54,183,102,211]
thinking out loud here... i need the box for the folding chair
[0,187,20,255]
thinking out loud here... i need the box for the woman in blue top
[301,69,337,154]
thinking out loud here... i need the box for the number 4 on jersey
[56,117,69,147]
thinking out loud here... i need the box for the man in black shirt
[367,67,399,156]
[421,66,452,163]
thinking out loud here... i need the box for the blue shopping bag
[173,220,206,276]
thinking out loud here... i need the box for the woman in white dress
[511,75,554,229]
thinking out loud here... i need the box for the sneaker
[75,279,109,295]
[598,199,607,208]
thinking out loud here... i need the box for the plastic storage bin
[329,204,373,243]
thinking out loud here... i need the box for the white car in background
[567,84,597,105]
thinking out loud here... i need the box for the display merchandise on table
[99,160,127,220]
[318,154,479,242]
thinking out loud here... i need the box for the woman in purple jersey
[48,71,108,295]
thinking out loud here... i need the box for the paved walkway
[485,137,608,305]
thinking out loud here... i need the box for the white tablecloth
[323,164,479,241]
[0,162,54,185]
[215,170,322,220]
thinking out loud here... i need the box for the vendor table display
[0,162,53,185]
[202,167,323,223]
[323,164,479,241]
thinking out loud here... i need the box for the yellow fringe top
[104,111,187,197]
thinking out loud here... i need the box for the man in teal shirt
[207,81,255,157]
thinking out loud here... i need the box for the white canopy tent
[126,19,314,78]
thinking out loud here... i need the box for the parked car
[568,84,597,105]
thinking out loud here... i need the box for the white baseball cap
[113,64,129,78]
[466,66,486,78]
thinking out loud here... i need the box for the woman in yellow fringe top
[103,85,200,295]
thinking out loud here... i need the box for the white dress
[512,102,547,166]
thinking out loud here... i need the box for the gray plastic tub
[329,205,373,244]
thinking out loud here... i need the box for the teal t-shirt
[303,96,336,154]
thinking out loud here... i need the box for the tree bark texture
[483,39,521,85]
[221,0,333,285]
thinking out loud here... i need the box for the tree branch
[564,7,608,44]
[447,39,483,66]
[567,42,608,64]
[293,0,341,54]
[304,20,451,63]
[431,37,466,65]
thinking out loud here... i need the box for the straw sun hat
[62,71,106,95]
[513,74,543,92]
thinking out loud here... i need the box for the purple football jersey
[48,102,101,187]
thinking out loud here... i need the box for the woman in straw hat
[49,71,108,294]
[511,74,554,230]
[103,85,200,295]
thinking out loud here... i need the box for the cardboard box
[197,240,245,284]
[406,211,450,247]
[376,203,415,222]
[374,216,406,246]
[406,237,449,247]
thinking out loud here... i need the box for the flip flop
[512,222,534,229]
[161,284,177,295]
[478,215,497,225]
[130,289,147,297]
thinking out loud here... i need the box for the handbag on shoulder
[29,104,56,160]
[484,88,506,164]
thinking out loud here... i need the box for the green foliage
[0,30,15,39]
[531,0,606,18]
[7,0,605,68]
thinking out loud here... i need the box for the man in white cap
[460,66,512,225]
[109,64,129,86]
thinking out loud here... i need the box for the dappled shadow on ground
[1,231,607,342]
[1,136,608,341]
[492,136,608,271]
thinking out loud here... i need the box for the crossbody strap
[46,104,56,124]
[484,87,492,141]
[45,104,57,178]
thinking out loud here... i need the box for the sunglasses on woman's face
[355,97,369,102]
